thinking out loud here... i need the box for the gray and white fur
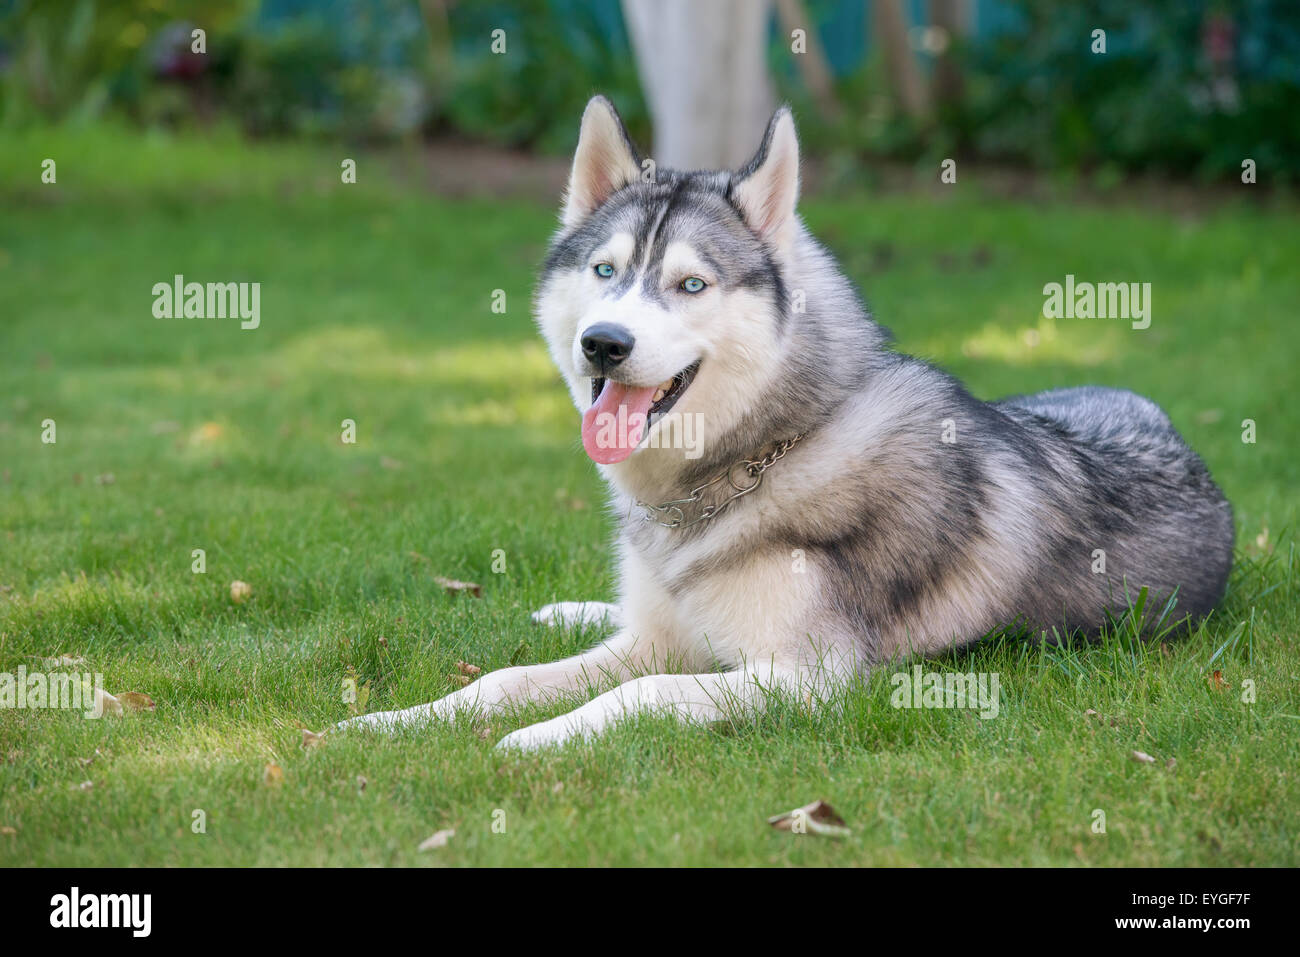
[339,97,1234,750]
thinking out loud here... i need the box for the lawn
[0,124,1297,866]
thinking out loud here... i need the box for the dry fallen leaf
[356,775,368,792]
[0,826,15,836]
[1209,670,1228,691]
[456,661,482,677]
[448,673,471,688]
[1084,708,1099,717]
[197,422,224,441]
[116,692,155,712]
[434,577,483,598]
[301,729,325,749]
[554,490,587,511]
[263,763,284,786]
[418,828,455,851]
[767,799,851,837]
[229,580,252,603]
[1130,750,1157,765]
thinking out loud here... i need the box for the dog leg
[531,601,623,629]
[333,630,658,733]
[495,663,818,751]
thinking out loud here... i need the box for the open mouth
[591,360,700,420]
[581,361,701,464]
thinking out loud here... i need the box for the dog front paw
[531,601,623,629]
[333,704,436,734]
[496,716,587,752]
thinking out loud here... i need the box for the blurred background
[3,0,1298,187]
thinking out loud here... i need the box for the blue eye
[594,262,614,278]
[680,277,706,294]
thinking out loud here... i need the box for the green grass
[1,124,1297,866]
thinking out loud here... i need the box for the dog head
[535,95,803,474]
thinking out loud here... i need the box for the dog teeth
[653,388,666,403]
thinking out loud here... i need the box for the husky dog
[340,97,1234,750]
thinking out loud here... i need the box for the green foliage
[4,0,1295,178]
[216,1,436,139]
[440,0,649,151]
[1,0,115,126]
[963,0,1300,180]
[782,0,1300,182]
[0,0,252,128]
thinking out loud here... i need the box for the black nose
[580,323,635,368]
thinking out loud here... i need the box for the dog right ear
[730,107,800,251]
[562,96,641,228]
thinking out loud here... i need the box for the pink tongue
[581,380,658,464]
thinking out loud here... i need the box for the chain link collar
[635,433,807,529]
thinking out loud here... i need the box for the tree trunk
[930,0,968,108]
[622,0,775,169]
[873,0,928,119]
[774,0,842,120]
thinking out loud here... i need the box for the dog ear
[562,96,641,228]
[730,107,800,249]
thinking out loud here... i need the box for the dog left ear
[730,107,800,249]
[562,96,642,228]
